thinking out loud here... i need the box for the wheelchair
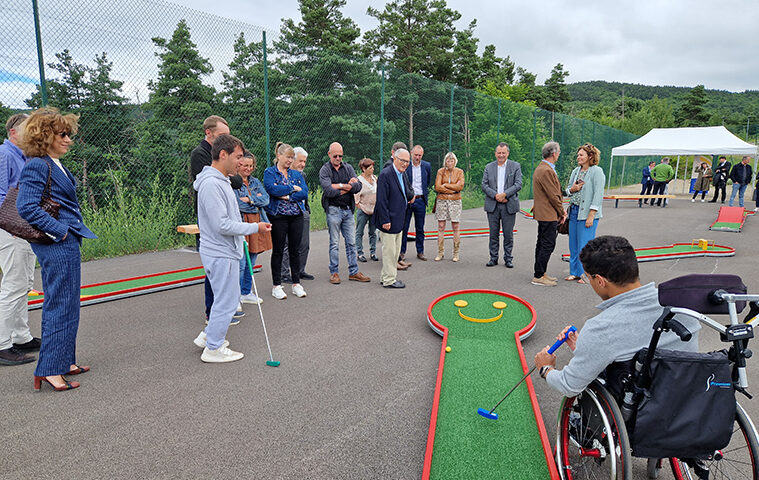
[554,274,759,480]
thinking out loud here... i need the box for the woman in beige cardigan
[433,152,465,261]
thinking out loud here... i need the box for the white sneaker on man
[292,283,307,298]
[272,285,287,300]
[201,345,244,363]
[701,199,705,203]
[691,199,695,202]
[193,331,229,349]
[240,293,263,305]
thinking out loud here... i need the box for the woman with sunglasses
[17,108,97,391]
[563,143,605,284]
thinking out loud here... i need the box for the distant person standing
[281,147,314,282]
[319,142,370,285]
[728,156,753,208]
[638,160,655,206]
[481,142,521,268]
[691,162,712,202]
[383,141,407,170]
[0,113,39,366]
[401,145,432,261]
[709,156,731,203]
[531,141,566,287]
[650,157,674,207]
[374,148,414,289]
[354,157,378,263]
[434,152,465,262]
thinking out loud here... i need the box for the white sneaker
[193,331,229,349]
[272,285,287,300]
[201,345,244,363]
[691,199,695,202]
[292,283,307,298]
[240,293,263,305]
[701,199,705,203]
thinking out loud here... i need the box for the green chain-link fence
[2,0,643,260]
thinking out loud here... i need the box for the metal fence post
[496,98,501,144]
[379,64,385,162]
[530,109,537,198]
[448,85,454,153]
[262,31,271,167]
[32,0,48,106]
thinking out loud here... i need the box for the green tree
[540,63,570,112]
[676,85,709,127]
[277,0,361,58]
[479,44,515,87]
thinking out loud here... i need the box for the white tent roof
[611,126,758,157]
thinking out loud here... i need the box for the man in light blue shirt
[0,113,40,366]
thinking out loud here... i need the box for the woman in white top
[354,157,378,262]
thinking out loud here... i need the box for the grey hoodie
[194,165,259,260]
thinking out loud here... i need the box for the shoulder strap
[42,159,54,199]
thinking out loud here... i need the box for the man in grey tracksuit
[193,134,271,363]
[535,235,700,397]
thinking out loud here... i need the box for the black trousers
[639,182,653,205]
[487,203,516,262]
[651,181,667,206]
[534,220,558,278]
[711,184,726,203]
[270,213,304,285]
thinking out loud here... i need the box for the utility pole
[621,85,625,122]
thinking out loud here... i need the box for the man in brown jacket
[531,141,567,286]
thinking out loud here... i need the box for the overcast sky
[166,0,758,92]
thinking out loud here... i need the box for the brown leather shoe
[396,262,409,271]
[417,253,427,261]
[349,272,371,282]
[399,260,412,268]
[330,273,341,284]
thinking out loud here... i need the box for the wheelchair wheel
[670,401,759,480]
[556,380,632,480]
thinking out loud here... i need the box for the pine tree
[541,63,571,112]
[277,0,361,58]
[676,85,710,127]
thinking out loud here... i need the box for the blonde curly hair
[577,143,601,166]
[18,107,79,158]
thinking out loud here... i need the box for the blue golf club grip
[547,326,577,354]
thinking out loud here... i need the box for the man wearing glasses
[319,142,370,284]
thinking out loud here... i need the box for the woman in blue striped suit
[17,108,97,391]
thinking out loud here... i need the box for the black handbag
[0,159,60,244]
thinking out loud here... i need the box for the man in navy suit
[401,145,432,261]
[481,142,522,268]
[374,148,414,288]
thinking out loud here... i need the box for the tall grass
[80,175,191,261]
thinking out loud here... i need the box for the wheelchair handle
[548,326,577,355]
[668,319,692,341]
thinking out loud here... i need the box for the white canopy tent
[608,126,758,191]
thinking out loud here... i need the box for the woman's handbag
[431,196,437,214]
[0,160,60,244]
[557,218,569,235]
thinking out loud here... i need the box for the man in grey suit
[481,142,522,268]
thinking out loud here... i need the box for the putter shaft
[488,365,536,414]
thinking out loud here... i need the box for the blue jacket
[374,163,414,234]
[0,139,27,207]
[235,176,270,222]
[17,156,96,242]
[641,166,653,185]
[263,166,308,216]
[403,160,432,205]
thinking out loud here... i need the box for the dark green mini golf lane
[429,292,550,479]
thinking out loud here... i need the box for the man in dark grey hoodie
[192,134,271,363]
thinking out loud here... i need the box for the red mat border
[422,289,559,480]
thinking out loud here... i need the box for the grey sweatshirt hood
[194,166,258,260]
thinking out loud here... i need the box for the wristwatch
[539,365,553,379]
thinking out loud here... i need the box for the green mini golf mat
[709,206,755,232]
[561,242,735,263]
[27,264,262,310]
[407,227,516,240]
[423,290,558,480]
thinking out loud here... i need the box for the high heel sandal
[34,375,80,391]
[68,364,90,375]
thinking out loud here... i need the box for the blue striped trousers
[30,234,81,376]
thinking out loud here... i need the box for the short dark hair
[719,156,726,160]
[496,142,510,152]
[391,141,407,154]
[580,235,639,286]
[211,134,243,160]
[358,157,374,170]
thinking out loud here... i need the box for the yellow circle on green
[453,299,468,308]
[492,301,507,309]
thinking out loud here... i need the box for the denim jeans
[327,206,358,275]
[568,204,599,277]
[355,210,376,256]
[239,252,258,295]
[729,183,748,207]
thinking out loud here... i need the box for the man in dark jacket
[374,148,414,288]
[709,156,732,203]
[728,156,754,208]
[639,161,655,206]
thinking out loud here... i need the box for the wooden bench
[177,224,199,235]
[606,195,676,208]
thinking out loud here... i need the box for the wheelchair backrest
[658,273,746,314]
